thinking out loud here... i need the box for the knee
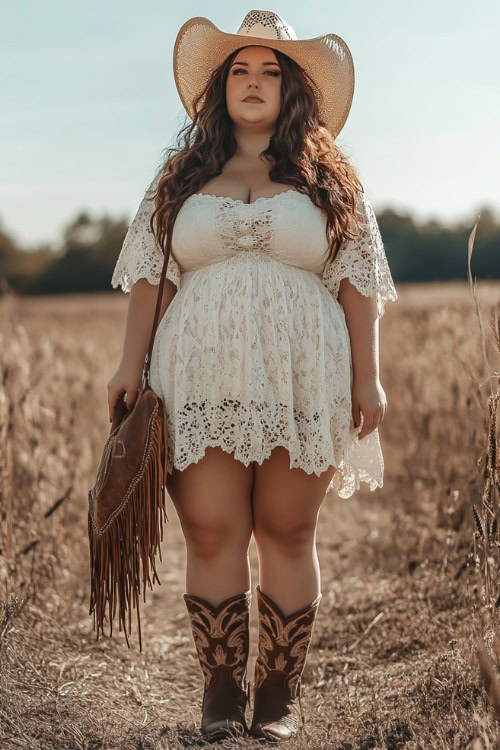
[254,518,316,557]
[184,520,251,560]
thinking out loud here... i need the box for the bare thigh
[165,447,255,552]
[251,446,336,547]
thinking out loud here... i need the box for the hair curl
[150,46,366,268]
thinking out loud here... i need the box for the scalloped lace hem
[165,439,383,500]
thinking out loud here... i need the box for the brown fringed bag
[87,215,174,653]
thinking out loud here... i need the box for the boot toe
[251,721,294,740]
[203,718,247,741]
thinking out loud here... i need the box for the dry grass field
[1,272,499,749]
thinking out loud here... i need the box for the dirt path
[68,468,473,749]
[2,291,483,750]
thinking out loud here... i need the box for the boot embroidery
[275,651,288,671]
[185,593,250,689]
[253,587,321,697]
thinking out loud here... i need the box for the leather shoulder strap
[142,239,171,385]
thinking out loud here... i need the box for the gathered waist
[179,250,324,285]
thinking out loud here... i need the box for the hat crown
[236,9,297,41]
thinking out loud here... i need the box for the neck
[232,126,274,162]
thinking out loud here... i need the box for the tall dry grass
[0,250,499,748]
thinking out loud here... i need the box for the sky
[1,0,499,251]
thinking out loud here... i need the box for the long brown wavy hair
[150,45,366,268]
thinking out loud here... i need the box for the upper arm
[111,171,181,294]
[321,191,398,319]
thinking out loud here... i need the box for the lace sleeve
[321,191,398,319]
[111,171,181,293]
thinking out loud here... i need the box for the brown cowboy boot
[249,584,322,742]
[183,588,252,742]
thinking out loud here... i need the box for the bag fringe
[88,399,170,652]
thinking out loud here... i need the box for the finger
[358,414,374,440]
[126,389,138,410]
[108,393,117,422]
[373,406,384,427]
[109,389,124,422]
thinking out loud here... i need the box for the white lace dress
[111,173,398,498]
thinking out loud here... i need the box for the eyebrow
[230,61,281,67]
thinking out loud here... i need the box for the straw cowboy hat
[173,9,355,139]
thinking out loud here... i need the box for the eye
[232,69,281,76]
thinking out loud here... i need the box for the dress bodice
[171,189,330,276]
[111,172,398,319]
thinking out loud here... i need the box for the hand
[107,360,143,422]
[351,377,387,440]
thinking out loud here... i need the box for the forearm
[338,277,379,382]
[120,277,177,371]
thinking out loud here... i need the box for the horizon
[2,0,498,250]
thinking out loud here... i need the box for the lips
[243,96,264,102]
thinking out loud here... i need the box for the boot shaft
[183,589,252,690]
[254,585,322,699]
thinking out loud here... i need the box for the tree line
[0,202,498,295]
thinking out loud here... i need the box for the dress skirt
[149,250,384,499]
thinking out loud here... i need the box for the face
[225,45,282,129]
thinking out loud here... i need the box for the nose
[246,74,260,89]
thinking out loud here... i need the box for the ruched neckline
[188,189,307,206]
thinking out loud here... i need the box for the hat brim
[173,17,355,139]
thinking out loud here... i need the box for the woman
[108,9,398,744]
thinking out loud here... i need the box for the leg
[166,446,254,605]
[252,446,335,616]
[165,447,255,740]
[249,447,336,741]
